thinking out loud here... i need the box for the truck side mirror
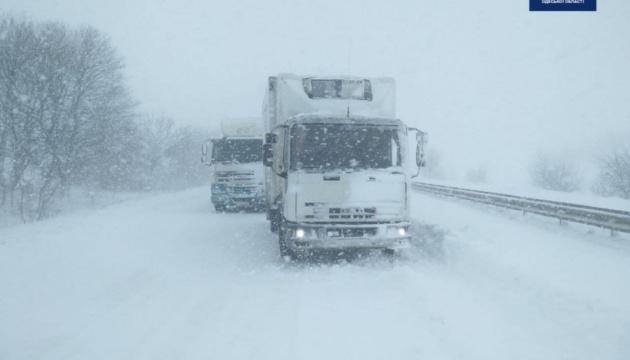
[416,145,426,168]
[263,143,273,167]
[201,143,208,164]
[407,127,427,177]
[201,141,215,165]
[265,133,277,144]
[415,131,427,168]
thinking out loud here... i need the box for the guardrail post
[557,210,566,225]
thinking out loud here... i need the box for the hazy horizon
[3,0,629,184]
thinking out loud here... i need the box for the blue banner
[530,0,596,11]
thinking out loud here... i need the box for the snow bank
[418,177,630,212]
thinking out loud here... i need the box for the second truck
[202,120,265,212]
[262,74,425,258]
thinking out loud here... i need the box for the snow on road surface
[1,188,630,360]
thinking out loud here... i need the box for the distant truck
[262,74,425,258]
[201,119,265,212]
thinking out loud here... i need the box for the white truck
[262,74,425,258]
[201,119,265,212]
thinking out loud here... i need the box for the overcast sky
[3,0,629,184]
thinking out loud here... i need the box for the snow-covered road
[1,188,630,360]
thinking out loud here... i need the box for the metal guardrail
[412,182,630,235]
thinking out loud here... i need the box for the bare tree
[594,147,630,199]
[1,15,210,222]
[0,17,43,217]
[133,116,210,191]
[0,16,135,220]
[530,153,581,192]
[32,25,135,219]
[164,125,211,189]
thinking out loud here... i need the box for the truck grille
[311,206,377,220]
[227,185,258,195]
[215,170,256,184]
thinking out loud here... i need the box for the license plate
[327,230,341,237]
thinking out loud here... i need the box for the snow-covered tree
[530,153,581,192]
[0,16,136,220]
[134,116,210,191]
[1,15,212,222]
[594,147,630,199]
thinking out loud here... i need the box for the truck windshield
[212,138,262,163]
[290,124,402,171]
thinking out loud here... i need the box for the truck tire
[278,221,293,260]
[382,248,396,257]
[214,203,226,212]
[270,209,280,233]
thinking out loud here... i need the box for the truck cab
[262,74,425,258]
[202,121,265,212]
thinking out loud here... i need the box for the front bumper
[284,221,411,251]
[211,184,265,206]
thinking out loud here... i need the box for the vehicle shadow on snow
[280,221,449,268]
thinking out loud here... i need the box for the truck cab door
[271,127,288,178]
[201,140,213,165]
[264,127,288,214]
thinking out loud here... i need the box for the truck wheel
[381,248,399,262]
[214,203,225,212]
[270,210,280,233]
[382,248,396,256]
[278,222,293,260]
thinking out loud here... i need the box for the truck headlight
[293,228,317,239]
[387,226,408,237]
